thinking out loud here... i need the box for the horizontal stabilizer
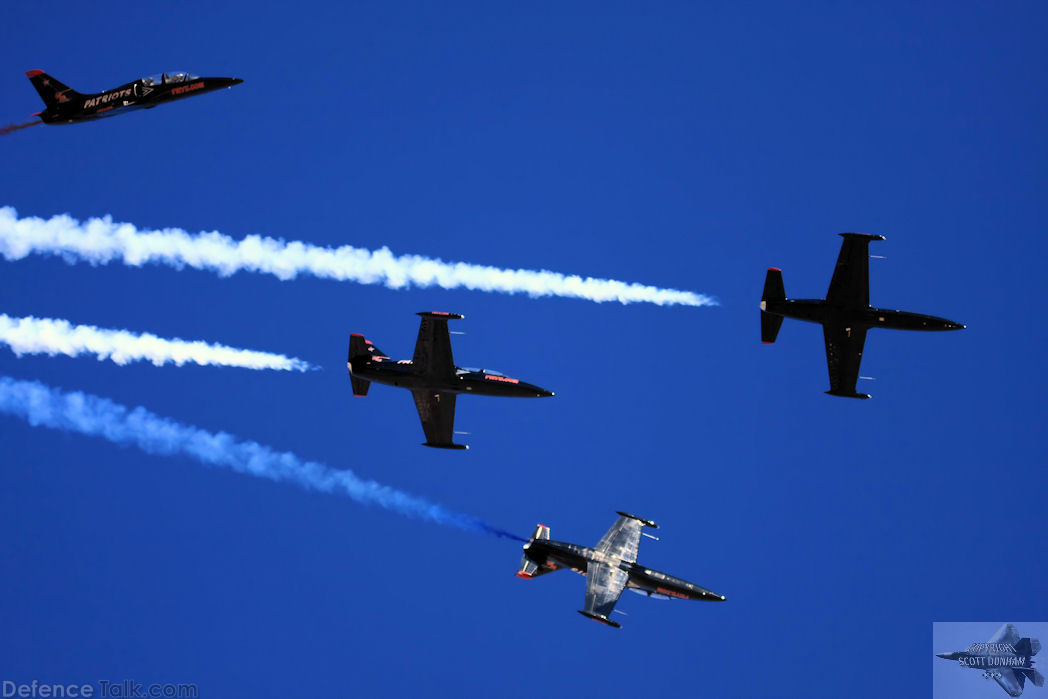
[577,610,621,628]
[517,525,554,579]
[762,268,785,303]
[350,376,370,397]
[347,334,379,397]
[1028,668,1045,687]
[516,556,541,578]
[761,268,786,343]
[761,311,784,344]
[530,524,550,541]
[516,556,557,579]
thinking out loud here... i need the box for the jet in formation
[516,512,725,628]
[761,233,965,398]
[937,623,1043,696]
[347,312,553,449]
[25,70,242,125]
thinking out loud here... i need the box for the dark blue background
[1,3,1045,697]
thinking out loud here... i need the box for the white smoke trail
[0,375,523,541]
[0,313,312,371]
[0,207,716,307]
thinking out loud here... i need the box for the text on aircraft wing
[826,234,880,307]
[583,562,629,622]
[823,325,868,397]
[411,391,461,448]
[595,515,644,564]
[412,313,457,378]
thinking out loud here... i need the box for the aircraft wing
[412,312,459,379]
[595,514,644,564]
[411,390,466,449]
[826,233,882,308]
[823,325,869,398]
[581,562,629,627]
[993,668,1026,697]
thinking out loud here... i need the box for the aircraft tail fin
[348,333,389,396]
[516,524,557,579]
[761,312,784,344]
[1017,637,1041,657]
[348,333,389,363]
[761,268,786,343]
[25,70,82,109]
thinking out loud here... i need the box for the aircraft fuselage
[347,314,552,449]
[760,234,966,398]
[522,538,721,602]
[762,298,965,332]
[349,359,553,398]
[29,72,242,125]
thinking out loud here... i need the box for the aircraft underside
[760,234,964,397]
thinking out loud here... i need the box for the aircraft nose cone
[520,381,554,397]
[228,78,244,87]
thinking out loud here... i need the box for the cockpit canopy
[459,367,505,376]
[141,72,198,86]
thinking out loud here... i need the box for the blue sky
[1,2,1046,697]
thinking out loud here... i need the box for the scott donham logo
[936,623,1044,697]
[84,88,132,109]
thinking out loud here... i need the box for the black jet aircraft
[937,623,1043,696]
[347,312,553,449]
[25,70,242,125]
[760,233,965,398]
[516,512,725,628]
